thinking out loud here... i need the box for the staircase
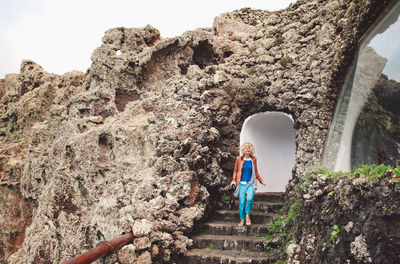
[181,192,285,264]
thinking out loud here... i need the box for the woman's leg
[238,183,247,221]
[245,184,255,216]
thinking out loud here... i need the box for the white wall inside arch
[240,112,296,192]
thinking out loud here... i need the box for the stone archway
[240,112,296,192]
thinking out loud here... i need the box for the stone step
[219,201,283,213]
[181,248,276,264]
[221,192,284,203]
[249,201,283,213]
[213,210,276,224]
[199,221,270,236]
[192,234,273,252]
[181,192,284,263]
[254,192,285,202]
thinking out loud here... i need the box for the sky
[368,2,400,82]
[0,0,296,78]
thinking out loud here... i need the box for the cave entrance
[240,112,296,192]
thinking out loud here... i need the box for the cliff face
[287,169,400,263]
[0,0,395,263]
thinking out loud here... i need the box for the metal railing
[62,232,134,264]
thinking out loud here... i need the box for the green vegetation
[278,202,287,213]
[265,198,302,257]
[394,166,400,183]
[330,225,340,244]
[304,163,400,183]
[205,243,214,250]
[220,195,230,202]
[256,234,273,240]
[304,165,346,180]
[352,164,397,182]
[394,166,400,176]
[263,234,273,240]
[268,198,302,234]
[266,245,274,253]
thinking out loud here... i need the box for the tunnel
[240,112,296,192]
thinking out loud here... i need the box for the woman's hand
[229,181,237,192]
[260,180,266,186]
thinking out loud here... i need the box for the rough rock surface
[0,0,396,263]
[287,171,400,263]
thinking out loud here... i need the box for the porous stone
[118,244,137,264]
[351,234,372,263]
[293,171,400,263]
[0,0,396,263]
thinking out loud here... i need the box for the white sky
[368,2,400,82]
[0,0,295,78]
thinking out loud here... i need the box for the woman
[231,142,266,226]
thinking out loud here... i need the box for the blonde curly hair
[241,142,255,156]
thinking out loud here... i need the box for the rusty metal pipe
[62,232,134,264]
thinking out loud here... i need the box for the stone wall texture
[0,0,396,263]
[287,170,400,263]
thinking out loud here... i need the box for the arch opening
[240,112,296,192]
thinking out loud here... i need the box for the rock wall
[287,171,400,263]
[0,0,395,263]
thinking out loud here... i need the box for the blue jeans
[238,182,255,221]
